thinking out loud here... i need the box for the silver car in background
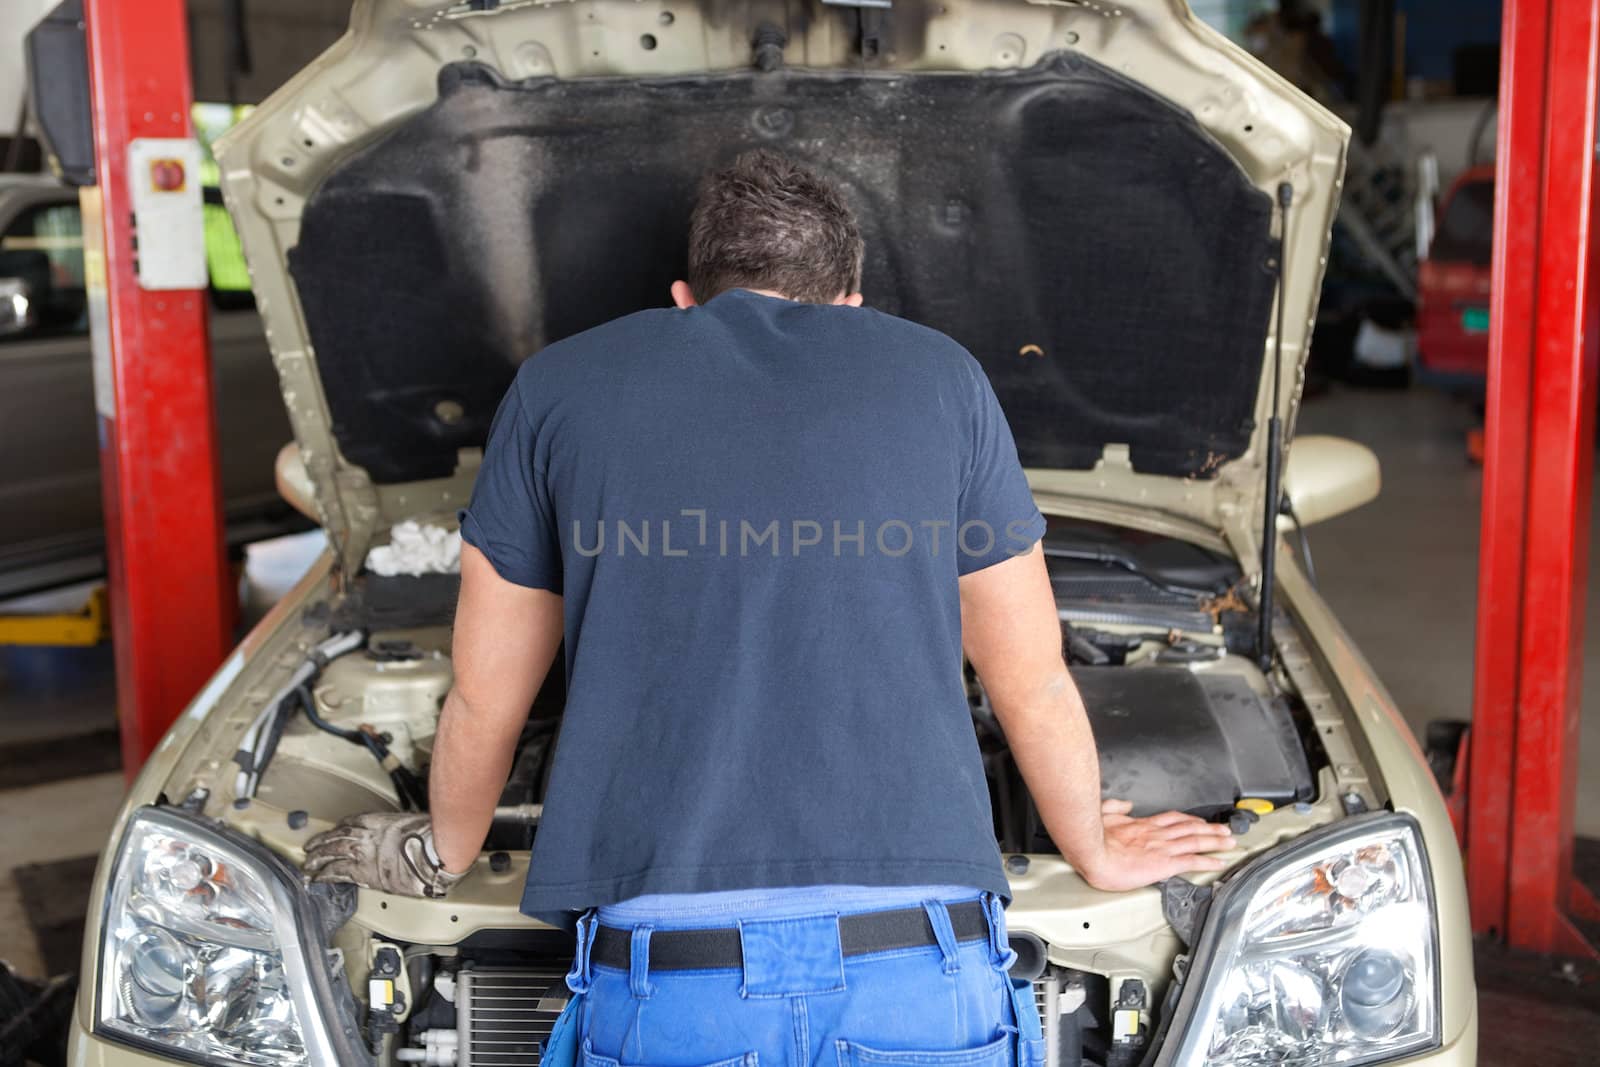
[0,173,298,599]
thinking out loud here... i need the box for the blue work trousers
[564,894,1044,1067]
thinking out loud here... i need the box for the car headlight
[1160,812,1440,1067]
[96,806,354,1066]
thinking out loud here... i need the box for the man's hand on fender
[1076,799,1236,892]
[304,813,469,898]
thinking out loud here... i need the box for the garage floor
[2,384,1598,1060]
[1297,386,1600,838]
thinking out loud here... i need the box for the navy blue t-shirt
[458,289,1046,922]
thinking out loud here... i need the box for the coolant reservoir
[311,629,453,770]
[258,628,454,816]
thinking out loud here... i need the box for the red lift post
[1468,0,1600,956]
[83,0,233,774]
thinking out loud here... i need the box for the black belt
[590,899,991,972]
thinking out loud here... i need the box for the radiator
[456,967,569,1067]
[1034,974,1057,1067]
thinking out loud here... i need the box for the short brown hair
[686,150,864,305]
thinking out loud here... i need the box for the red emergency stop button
[149,158,186,192]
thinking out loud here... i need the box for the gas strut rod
[1258,181,1294,672]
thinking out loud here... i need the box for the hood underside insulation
[289,54,1278,484]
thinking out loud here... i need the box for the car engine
[216,518,1343,1067]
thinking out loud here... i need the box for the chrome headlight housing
[1160,812,1441,1067]
[95,806,359,1066]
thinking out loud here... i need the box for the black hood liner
[290,54,1277,484]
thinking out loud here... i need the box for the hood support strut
[1258,181,1294,671]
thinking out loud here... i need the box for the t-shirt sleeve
[957,358,1047,575]
[457,381,563,592]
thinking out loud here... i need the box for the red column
[1468,0,1600,955]
[83,0,233,774]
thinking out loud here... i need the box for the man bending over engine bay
[304,150,1233,1063]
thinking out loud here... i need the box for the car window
[203,186,256,311]
[1429,179,1494,267]
[0,190,258,333]
[195,101,258,312]
[0,200,88,340]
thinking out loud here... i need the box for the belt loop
[923,901,961,975]
[566,910,597,995]
[628,925,655,999]
[984,893,1017,971]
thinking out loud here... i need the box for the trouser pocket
[834,1034,1011,1067]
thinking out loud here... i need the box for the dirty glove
[303,813,468,899]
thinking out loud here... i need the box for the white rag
[364,520,462,576]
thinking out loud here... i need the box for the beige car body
[68,1,1474,1064]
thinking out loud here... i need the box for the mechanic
[305,150,1233,1062]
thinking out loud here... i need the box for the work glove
[303,812,468,899]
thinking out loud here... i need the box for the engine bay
[216,517,1346,1067]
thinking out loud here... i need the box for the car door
[0,189,102,582]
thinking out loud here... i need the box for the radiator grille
[457,967,568,1067]
[1032,973,1060,1067]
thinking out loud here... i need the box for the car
[1416,166,1495,392]
[0,173,301,600]
[65,2,1475,1066]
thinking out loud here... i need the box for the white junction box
[127,137,207,290]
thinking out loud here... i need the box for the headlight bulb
[125,929,191,1029]
[1339,949,1411,1037]
[169,853,210,893]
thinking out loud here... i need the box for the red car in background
[1416,165,1495,391]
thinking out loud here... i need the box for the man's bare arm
[430,543,564,873]
[959,543,1233,891]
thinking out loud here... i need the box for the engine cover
[1072,663,1314,818]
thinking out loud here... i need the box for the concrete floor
[1297,384,1600,836]
[1,386,1598,1059]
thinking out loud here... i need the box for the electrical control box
[127,137,206,290]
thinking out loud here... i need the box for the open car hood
[216,0,1347,579]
